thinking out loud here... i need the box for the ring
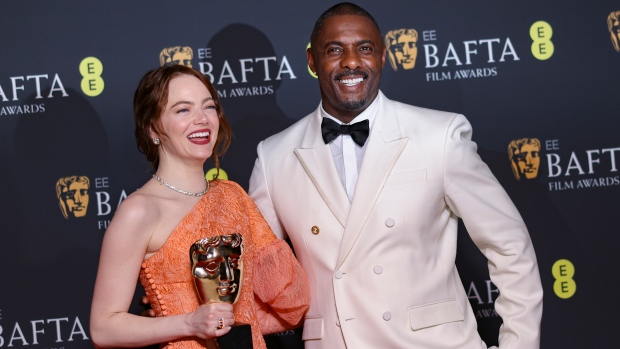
[217,317,225,330]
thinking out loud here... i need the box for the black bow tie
[321,118,370,147]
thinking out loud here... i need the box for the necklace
[152,174,209,197]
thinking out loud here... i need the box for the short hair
[310,2,382,48]
[133,64,232,172]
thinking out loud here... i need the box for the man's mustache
[335,70,368,80]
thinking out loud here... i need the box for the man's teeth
[340,77,364,86]
[188,131,209,139]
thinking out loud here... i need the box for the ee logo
[552,259,576,299]
[205,168,228,180]
[80,57,105,97]
[530,21,554,60]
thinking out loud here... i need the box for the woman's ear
[149,128,161,145]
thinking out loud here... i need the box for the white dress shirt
[320,95,379,201]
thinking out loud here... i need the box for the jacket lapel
[294,109,351,227]
[336,93,408,268]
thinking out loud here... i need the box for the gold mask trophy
[190,234,253,349]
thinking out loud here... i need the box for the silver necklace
[152,174,209,197]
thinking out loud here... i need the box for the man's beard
[339,99,366,110]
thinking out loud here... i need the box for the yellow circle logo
[552,259,576,299]
[205,168,228,180]
[307,43,317,79]
[530,21,554,60]
[79,57,105,96]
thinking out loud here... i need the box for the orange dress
[139,180,310,349]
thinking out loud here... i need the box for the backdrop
[1,1,619,348]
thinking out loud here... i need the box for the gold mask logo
[508,138,541,180]
[56,176,90,219]
[608,11,620,52]
[385,29,418,71]
[159,46,193,67]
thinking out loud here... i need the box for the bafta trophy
[190,234,253,349]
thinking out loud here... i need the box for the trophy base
[216,323,253,349]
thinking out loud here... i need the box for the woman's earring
[153,138,160,145]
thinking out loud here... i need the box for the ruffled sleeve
[238,185,310,334]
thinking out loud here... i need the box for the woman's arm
[238,187,310,334]
[89,194,234,348]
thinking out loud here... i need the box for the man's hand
[140,296,156,317]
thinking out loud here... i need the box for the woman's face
[155,74,220,165]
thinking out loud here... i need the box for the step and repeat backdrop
[1,1,619,348]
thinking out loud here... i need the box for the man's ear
[307,47,317,75]
[381,46,387,69]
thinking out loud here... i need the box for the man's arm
[443,114,543,349]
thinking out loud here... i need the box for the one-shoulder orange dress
[139,180,310,349]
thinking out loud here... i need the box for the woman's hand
[186,302,235,339]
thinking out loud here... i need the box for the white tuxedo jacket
[249,92,542,349]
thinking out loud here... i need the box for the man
[249,3,542,349]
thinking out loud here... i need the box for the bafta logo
[190,234,244,305]
[159,46,193,67]
[56,176,90,219]
[608,11,620,52]
[385,28,418,71]
[508,138,541,180]
[190,234,252,349]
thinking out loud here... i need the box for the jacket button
[373,265,383,274]
[311,226,320,235]
[335,270,344,279]
[383,312,392,321]
[385,218,395,227]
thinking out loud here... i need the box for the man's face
[308,14,386,122]
[191,235,242,304]
[514,143,540,179]
[391,33,417,70]
[61,181,89,218]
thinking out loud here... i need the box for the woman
[90,64,309,349]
